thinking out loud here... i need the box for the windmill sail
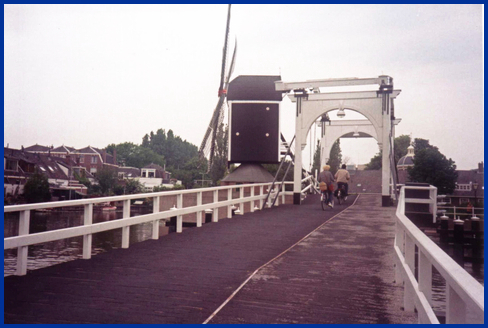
[199,4,236,173]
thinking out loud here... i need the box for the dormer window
[91,156,98,164]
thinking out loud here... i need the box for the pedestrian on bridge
[318,165,335,208]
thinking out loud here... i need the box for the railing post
[429,187,437,223]
[152,196,160,239]
[418,249,432,305]
[227,188,232,218]
[196,192,202,227]
[404,234,415,312]
[83,204,93,259]
[16,210,30,276]
[446,284,466,324]
[394,223,404,285]
[250,186,255,213]
[122,199,130,248]
[212,190,219,223]
[259,185,264,209]
[239,187,244,214]
[176,194,183,233]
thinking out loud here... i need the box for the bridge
[3,183,484,324]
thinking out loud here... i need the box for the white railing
[394,186,484,324]
[5,182,294,276]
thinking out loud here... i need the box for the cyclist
[318,165,335,208]
[334,164,350,201]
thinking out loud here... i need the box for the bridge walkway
[4,194,416,324]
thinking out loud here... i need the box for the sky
[4,4,484,170]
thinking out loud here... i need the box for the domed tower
[397,144,415,171]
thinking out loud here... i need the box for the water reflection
[4,207,174,276]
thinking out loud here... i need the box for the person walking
[318,165,335,208]
[334,164,350,200]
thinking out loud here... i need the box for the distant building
[138,163,173,192]
[397,144,415,171]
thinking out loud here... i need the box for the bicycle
[336,186,346,205]
[321,190,334,210]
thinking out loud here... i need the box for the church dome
[397,145,415,170]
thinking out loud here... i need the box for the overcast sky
[4,4,483,170]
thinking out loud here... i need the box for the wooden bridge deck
[4,194,417,324]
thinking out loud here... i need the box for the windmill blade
[199,4,232,166]
[225,39,237,88]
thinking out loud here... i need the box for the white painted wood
[250,186,255,213]
[394,186,484,324]
[447,283,466,324]
[404,233,416,312]
[239,187,244,214]
[122,199,130,248]
[16,210,30,276]
[176,194,183,233]
[227,188,232,218]
[212,190,219,223]
[418,249,432,305]
[196,192,202,227]
[259,185,264,209]
[83,204,93,259]
[152,196,160,240]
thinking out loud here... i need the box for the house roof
[143,163,165,171]
[74,146,99,154]
[24,144,51,152]
[397,155,414,167]
[227,75,283,101]
[451,169,484,198]
[222,163,274,183]
[51,145,74,153]
[118,166,141,178]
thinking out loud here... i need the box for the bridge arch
[276,76,401,206]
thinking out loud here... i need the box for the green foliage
[365,152,382,170]
[394,134,411,165]
[327,140,342,174]
[96,167,118,195]
[23,169,51,203]
[209,123,229,185]
[153,184,185,192]
[173,156,208,189]
[408,139,458,194]
[312,139,321,175]
[124,179,144,194]
[106,142,165,168]
[364,134,412,170]
[263,162,294,181]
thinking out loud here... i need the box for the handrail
[5,183,283,276]
[394,186,484,324]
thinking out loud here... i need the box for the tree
[209,122,229,185]
[23,169,51,203]
[365,134,412,170]
[311,140,321,175]
[327,140,342,174]
[173,156,208,189]
[106,142,165,169]
[394,135,411,165]
[96,167,118,195]
[408,138,458,194]
[365,152,382,170]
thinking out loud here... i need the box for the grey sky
[4,4,483,170]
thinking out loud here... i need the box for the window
[148,172,155,178]
[142,171,147,178]
[455,184,472,191]
[118,172,125,179]
[91,156,98,164]
[80,157,84,163]
[90,168,97,176]
[5,160,18,171]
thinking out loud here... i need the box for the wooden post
[176,194,183,233]
[227,188,232,218]
[212,190,219,222]
[446,284,466,324]
[239,187,244,214]
[259,185,264,209]
[152,196,160,240]
[122,199,130,248]
[418,249,432,305]
[16,210,30,276]
[404,234,415,312]
[250,186,255,213]
[196,192,203,227]
[83,204,93,259]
